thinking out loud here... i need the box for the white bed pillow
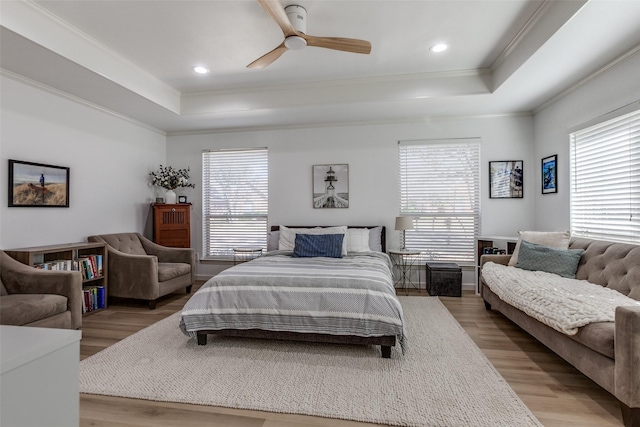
[508,230,570,266]
[267,230,280,251]
[346,228,372,253]
[368,226,383,252]
[278,225,348,255]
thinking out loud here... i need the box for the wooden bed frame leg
[621,402,640,427]
[148,299,157,310]
[483,300,491,311]
[197,332,207,346]
[381,345,391,358]
[186,285,193,294]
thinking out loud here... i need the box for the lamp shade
[395,216,414,231]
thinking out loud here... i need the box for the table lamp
[395,216,414,250]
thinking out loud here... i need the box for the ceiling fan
[247,0,372,69]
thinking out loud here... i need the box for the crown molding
[1,68,167,136]
[533,44,640,114]
[166,112,532,137]
[2,0,180,112]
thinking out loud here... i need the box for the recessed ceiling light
[193,66,210,74]
[430,43,448,53]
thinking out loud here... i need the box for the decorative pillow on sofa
[293,234,344,258]
[508,230,570,266]
[278,225,348,255]
[346,228,372,253]
[514,240,584,278]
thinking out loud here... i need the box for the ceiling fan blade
[257,0,298,37]
[247,43,288,69]
[304,35,371,55]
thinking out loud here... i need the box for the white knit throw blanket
[482,262,640,335]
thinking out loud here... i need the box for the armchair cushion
[158,263,191,282]
[0,294,68,326]
[1,277,7,296]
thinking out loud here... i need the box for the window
[570,108,640,244]
[202,148,268,257]
[399,139,481,264]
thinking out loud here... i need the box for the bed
[179,225,407,358]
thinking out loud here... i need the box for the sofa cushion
[157,262,191,282]
[570,321,615,359]
[509,230,570,266]
[0,294,68,326]
[515,240,584,278]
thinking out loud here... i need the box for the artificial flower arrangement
[149,165,196,190]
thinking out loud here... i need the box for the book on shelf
[76,254,103,280]
[82,285,106,313]
[34,259,73,271]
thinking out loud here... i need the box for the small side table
[233,247,263,265]
[388,249,421,294]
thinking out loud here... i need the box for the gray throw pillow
[515,240,584,278]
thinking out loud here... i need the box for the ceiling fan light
[284,35,307,50]
[430,43,448,53]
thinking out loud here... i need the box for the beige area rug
[79,297,541,427]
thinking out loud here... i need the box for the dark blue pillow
[292,234,344,258]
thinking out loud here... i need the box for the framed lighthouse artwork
[313,164,349,208]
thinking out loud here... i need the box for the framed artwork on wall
[541,155,557,194]
[8,159,70,207]
[489,160,523,199]
[313,164,349,208]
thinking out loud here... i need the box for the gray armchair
[87,232,194,309]
[0,250,82,329]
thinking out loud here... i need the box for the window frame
[202,148,269,259]
[569,106,640,244]
[398,138,481,265]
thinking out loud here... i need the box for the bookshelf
[5,242,108,315]
[475,236,517,293]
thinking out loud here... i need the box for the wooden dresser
[151,203,191,248]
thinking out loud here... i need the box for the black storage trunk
[425,262,462,297]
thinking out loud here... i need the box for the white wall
[168,114,535,279]
[0,75,167,249]
[533,51,640,231]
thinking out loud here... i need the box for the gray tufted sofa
[480,237,640,427]
[87,232,194,309]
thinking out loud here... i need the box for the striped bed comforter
[179,251,407,353]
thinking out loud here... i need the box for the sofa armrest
[138,234,194,265]
[615,305,640,408]
[480,254,511,267]
[107,246,159,300]
[2,256,83,329]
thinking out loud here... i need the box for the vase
[165,189,177,204]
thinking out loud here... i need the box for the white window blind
[399,139,481,264]
[202,148,268,257]
[570,108,640,244]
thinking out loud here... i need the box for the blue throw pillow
[515,240,584,278]
[292,234,344,258]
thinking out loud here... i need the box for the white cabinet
[1,326,81,427]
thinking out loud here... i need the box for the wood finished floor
[79,284,624,427]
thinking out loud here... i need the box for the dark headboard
[270,225,386,253]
